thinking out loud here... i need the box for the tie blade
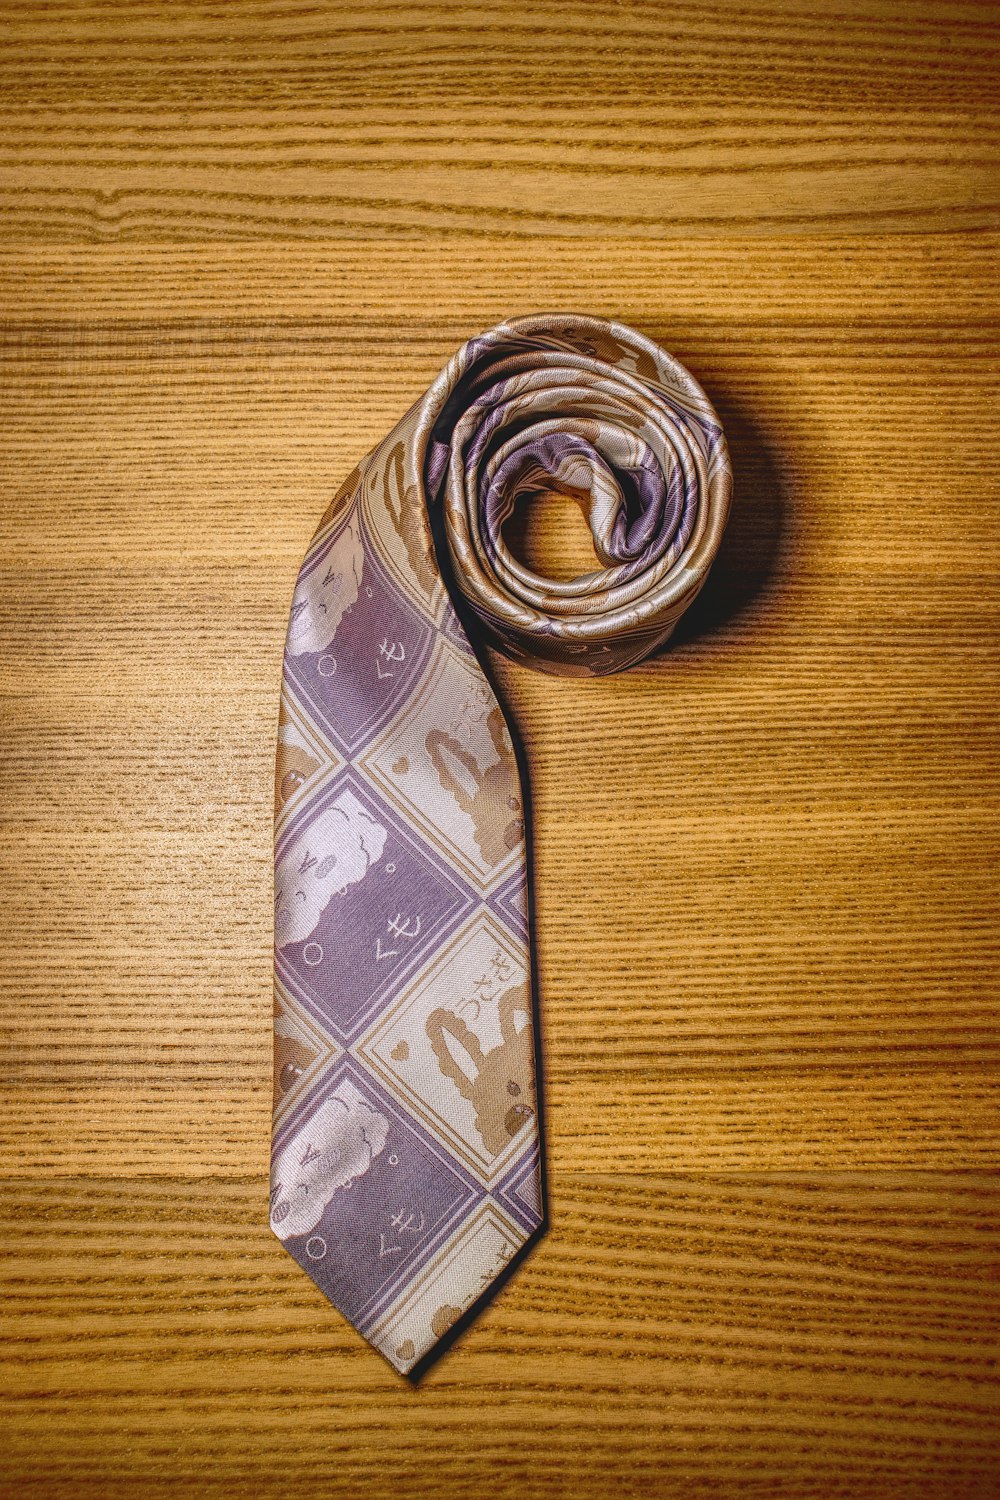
[366,1201,542,1376]
[270,1058,543,1375]
[272,424,544,1371]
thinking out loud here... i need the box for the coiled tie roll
[415,312,732,675]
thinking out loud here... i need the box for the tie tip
[364,1213,545,1378]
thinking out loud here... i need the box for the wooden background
[1,2,998,1496]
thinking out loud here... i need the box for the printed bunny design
[381,439,440,601]
[538,320,661,385]
[272,992,323,1111]
[272,1023,318,1110]
[275,735,321,816]
[315,462,362,533]
[425,706,524,868]
[425,981,535,1157]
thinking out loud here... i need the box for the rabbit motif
[274,738,321,815]
[425,706,523,868]
[382,439,439,601]
[425,981,535,1156]
[272,1021,318,1110]
[316,462,362,532]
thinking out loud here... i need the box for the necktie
[270,312,732,1375]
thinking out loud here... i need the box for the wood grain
[0,0,998,239]
[2,1173,998,1498]
[1,2,999,1495]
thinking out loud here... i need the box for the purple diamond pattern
[275,769,478,1046]
[273,1058,483,1333]
[282,507,436,757]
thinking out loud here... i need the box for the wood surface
[1,3,998,1497]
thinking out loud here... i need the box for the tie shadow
[660,391,787,653]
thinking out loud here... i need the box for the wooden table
[2,4,998,1496]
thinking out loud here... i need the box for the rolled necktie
[270,312,732,1375]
